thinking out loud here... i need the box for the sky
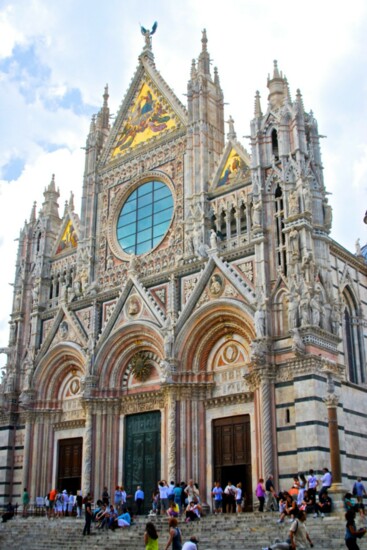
[0,0,367,367]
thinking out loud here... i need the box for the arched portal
[175,300,257,508]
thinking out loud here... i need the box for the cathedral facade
[0,30,366,508]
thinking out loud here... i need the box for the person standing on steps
[165,517,182,550]
[22,488,30,517]
[265,475,278,512]
[144,521,159,550]
[345,509,366,550]
[256,478,266,512]
[82,495,92,536]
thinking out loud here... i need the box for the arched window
[343,287,364,384]
[272,129,279,160]
[274,184,287,275]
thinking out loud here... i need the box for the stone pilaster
[22,414,33,494]
[82,403,93,496]
[165,389,176,482]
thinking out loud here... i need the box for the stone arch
[33,342,86,405]
[272,287,288,336]
[95,321,164,392]
[176,300,255,373]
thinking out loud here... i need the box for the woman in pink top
[256,478,266,512]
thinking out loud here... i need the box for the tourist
[102,486,110,505]
[307,469,318,503]
[345,509,366,549]
[121,485,129,512]
[212,481,223,514]
[151,489,159,514]
[168,481,175,504]
[174,483,183,511]
[1,502,15,523]
[224,481,236,513]
[135,485,144,515]
[49,487,57,516]
[263,510,314,549]
[114,486,123,511]
[256,478,266,512]
[144,521,159,550]
[164,517,182,550]
[115,507,132,528]
[265,475,278,512]
[297,474,307,507]
[182,536,199,550]
[313,491,332,517]
[300,490,314,514]
[167,501,180,517]
[159,480,170,514]
[289,475,300,499]
[55,490,63,518]
[44,493,50,518]
[185,479,199,505]
[353,477,366,514]
[319,468,332,499]
[22,487,30,517]
[62,489,68,516]
[68,492,75,515]
[277,492,298,523]
[185,498,201,522]
[76,491,83,518]
[82,495,92,536]
[236,482,243,513]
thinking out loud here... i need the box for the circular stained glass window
[116,180,174,255]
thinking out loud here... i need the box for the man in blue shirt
[135,485,145,515]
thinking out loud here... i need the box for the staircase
[1,512,366,549]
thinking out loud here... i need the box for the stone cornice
[204,392,253,409]
[330,240,367,274]
[54,419,85,431]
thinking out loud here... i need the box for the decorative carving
[209,274,224,297]
[130,353,152,382]
[237,261,254,282]
[126,295,142,317]
[223,344,239,363]
[290,327,305,355]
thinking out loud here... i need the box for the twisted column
[82,404,93,496]
[165,390,176,482]
[260,378,273,478]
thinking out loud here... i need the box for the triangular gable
[36,305,87,364]
[176,255,257,334]
[96,275,166,352]
[52,210,80,257]
[100,57,187,167]
[211,141,251,191]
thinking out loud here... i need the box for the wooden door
[213,415,252,509]
[57,437,83,494]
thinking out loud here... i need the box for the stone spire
[267,60,286,108]
[42,175,60,219]
[197,28,211,77]
[29,201,37,224]
[96,85,110,132]
[69,191,75,212]
[254,91,262,118]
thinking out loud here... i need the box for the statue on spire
[140,21,158,50]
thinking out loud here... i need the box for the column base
[328,483,347,515]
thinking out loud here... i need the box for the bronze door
[124,411,161,513]
[213,415,252,509]
[57,437,83,495]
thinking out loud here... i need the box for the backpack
[352,484,357,496]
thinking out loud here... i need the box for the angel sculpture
[140,21,158,49]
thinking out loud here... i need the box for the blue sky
[1,0,367,366]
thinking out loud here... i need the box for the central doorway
[213,415,252,510]
[57,437,83,494]
[124,411,161,513]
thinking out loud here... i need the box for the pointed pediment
[176,255,256,334]
[37,306,87,364]
[210,140,251,191]
[52,211,80,257]
[100,58,187,167]
[96,276,166,351]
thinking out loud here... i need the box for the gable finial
[226,115,236,140]
[140,21,158,51]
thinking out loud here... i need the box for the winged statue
[140,21,158,49]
